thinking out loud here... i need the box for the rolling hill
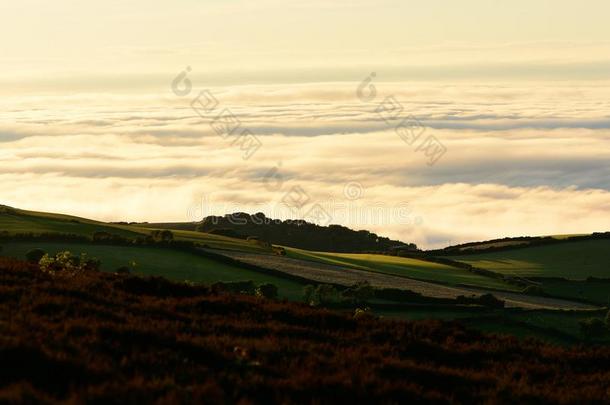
[2,205,609,342]
[0,205,141,239]
[0,241,306,300]
[440,236,610,305]
[147,212,416,253]
[285,247,518,291]
[0,205,269,253]
[447,239,610,280]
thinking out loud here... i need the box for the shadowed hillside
[1,258,609,404]
[150,212,416,253]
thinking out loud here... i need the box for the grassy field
[455,240,530,251]
[286,248,518,291]
[217,250,598,309]
[0,206,269,253]
[0,241,305,300]
[507,310,603,338]
[147,228,270,253]
[446,234,586,252]
[448,239,610,279]
[538,279,610,306]
[0,206,141,238]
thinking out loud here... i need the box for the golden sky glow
[2,1,610,247]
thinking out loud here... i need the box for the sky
[1,0,610,248]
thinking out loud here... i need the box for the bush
[84,257,101,271]
[115,266,131,275]
[477,294,505,308]
[25,248,46,263]
[39,251,100,276]
[374,287,427,303]
[579,318,608,339]
[255,283,278,299]
[212,281,256,295]
[272,246,286,256]
[316,284,340,305]
[342,281,374,304]
[303,284,339,306]
[303,285,316,305]
[150,230,174,243]
[353,307,374,320]
[456,294,505,308]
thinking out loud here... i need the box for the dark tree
[25,248,46,263]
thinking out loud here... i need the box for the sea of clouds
[2,81,610,248]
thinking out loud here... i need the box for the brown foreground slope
[0,258,609,404]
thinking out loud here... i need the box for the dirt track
[211,250,597,310]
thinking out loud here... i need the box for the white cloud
[2,81,610,248]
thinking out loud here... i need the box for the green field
[449,240,610,279]
[456,240,530,251]
[0,241,305,300]
[0,206,141,238]
[507,310,603,338]
[0,206,269,253]
[286,248,518,291]
[151,228,270,253]
[451,235,586,252]
[538,280,610,305]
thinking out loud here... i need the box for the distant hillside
[187,212,415,253]
[0,205,414,254]
[1,257,608,403]
[446,238,610,280]
[430,232,610,255]
[0,205,272,253]
[0,205,141,239]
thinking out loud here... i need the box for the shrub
[2,257,610,403]
[579,318,608,339]
[374,287,426,303]
[212,281,256,295]
[256,283,278,299]
[150,230,174,243]
[317,284,340,305]
[456,294,505,308]
[353,307,374,320]
[83,257,101,272]
[115,266,131,275]
[342,281,374,304]
[303,284,339,306]
[25,248,46,263]
[272,246,286,256]
[39,251,100,276]
[303,285,316,305]
[477,294,505,308]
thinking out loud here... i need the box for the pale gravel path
[208,250,598,310]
